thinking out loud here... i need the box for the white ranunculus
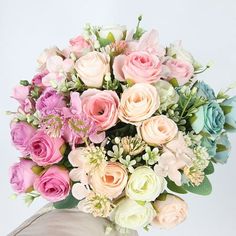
[98,25,126,41]
[110,198,156,230]
[166,41,201,70]
[126,166,166,201]
[154,80,179,110]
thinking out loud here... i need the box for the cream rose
[118,83,160,124]
[90,162,128,199]
[126,166,166,201]
[110,198,156,230]
[75,51,110,88]
[98,25,126,41]
[153,194,188,229]
[139,115,178,146]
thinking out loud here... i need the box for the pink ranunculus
[81,89,120,131]
[113,51,163,84]
[36,88,66,116]
[9,159,37,193]
[63,35,91,58]
[34,166,70,202]
[28,131,65,166]
[12,85,30,104]
[11,122,36,154]
[165,58,194,86]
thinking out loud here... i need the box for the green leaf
[183,176,212,196]
[106,32,115,42]
[20,80,30,86]
[53,192,79,209]
[216,144,227,152]
[204,161,214,175]
[220,105,232,115]
[169,78,179,87]
[98,37,112,47]
[167,179,188,194]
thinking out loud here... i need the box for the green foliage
[106,122,136,139]
[183,176,212,195]
[20,80,30,86]
[204,161,214,175]
[167,179,188,194]
[53,192,79,209]
[133,15,145,40]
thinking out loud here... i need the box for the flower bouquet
[9,16,236,234]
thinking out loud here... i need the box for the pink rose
[36,88,66,116]
[153,194,188,229]
[34,166,70,202]
[12,85,29,103]
[113,51,163,83]
[90,162,128,199]
[28,131,65,166]
[75,51,110,88]
[118,83,160,124]
[63,35,91,58]
[165,59,194,86]
[81,89,119,131]
[138,115,178,146]
[11,122,36,154]
[9,159,37,193]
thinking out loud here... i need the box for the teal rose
[201,137,216,157]
[220,96,236,132]
[195,81,216,100]
[214,134,231,164]
[191,101,225,137]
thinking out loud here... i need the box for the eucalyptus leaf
[167,179,188,194]
[183,176,212,196]
[204,161,214,175]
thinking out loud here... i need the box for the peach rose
[153,194,188,229]
[113,51,162,83]
[90,162,128,199]
[75,51,110,88]
[118,83,160,124]
[138,115,178,146]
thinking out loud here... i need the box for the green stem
[179,95,192,120]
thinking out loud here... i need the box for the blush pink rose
[34,166,70,202]
[153,194,188,229]
[165,59,194,86]
[9,159,37,193]
[90,162,128,199]
[63,35,91,58]
[28,131,65,166]
[36,88,66,116]
[81,89,119,131]
[113,51,163,83]
[11,122,36,154]
[75,51,110,88]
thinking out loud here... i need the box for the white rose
[126,166,166,201]
[98,25,126,41]
[154,80,179,110]
[153,194,188,229]
[111,198,156,230]
[75,51,110,88]
[166,41,201,70]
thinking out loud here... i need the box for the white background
[0,0,236,235]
